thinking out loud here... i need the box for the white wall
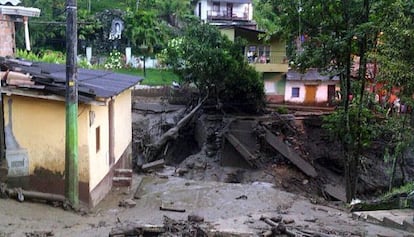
[285,81,339,103]
[285,81,306,103]
[195,0,252,22]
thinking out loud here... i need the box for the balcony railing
[246,51,287,65]
[207,10,249,21]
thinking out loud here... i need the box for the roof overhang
[0,0,21,6]
[1,87,107,106]
[0,6,40,17]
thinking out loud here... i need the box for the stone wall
[0,14,15,57]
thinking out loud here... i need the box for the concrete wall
[3,95,91,203]
[88,103,110,191]
[264,72,285,103]
[0,14,15,57]
[113,90,132,164]
[3,95,90,182]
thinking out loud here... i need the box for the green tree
[373,0,414,190]
[155,0,192,26]
[266,0,376,202]
[160,23,264,112]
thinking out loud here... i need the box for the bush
[104,50,124,70]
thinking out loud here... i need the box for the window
[213,2,220,13]
[292,87,300,98]
[96,126,100,153]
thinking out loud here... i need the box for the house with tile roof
[0,57,143,207]
[284,68,340,105]
[0,0,40,57]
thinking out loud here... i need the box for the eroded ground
[1,174,413,236]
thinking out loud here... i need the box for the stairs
[112,169,132,187]
[352,209,414,232]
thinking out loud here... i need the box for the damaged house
[0,58,142,207]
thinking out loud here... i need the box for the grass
[382,182,414,200]
[115,68,180,86]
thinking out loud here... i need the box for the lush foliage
[160,23,264,112]
[104,51,124,70]
[16,49,65,64]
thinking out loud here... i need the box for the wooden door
[328,85,336,105]
[304,85,317,104]
[226,3,233,18]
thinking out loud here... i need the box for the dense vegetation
[253,0,414,201]
[18,0,414,199]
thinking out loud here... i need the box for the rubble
[118,199,136,208]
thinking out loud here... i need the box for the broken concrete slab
[352,209,414,232]
[224,133,258,168]
[324,184,346,202]
[264,129,318,178]
[133,102,185,113]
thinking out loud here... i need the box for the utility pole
[65,0,79,206]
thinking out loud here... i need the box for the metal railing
[207,10,249,21]
[246,51,287,64]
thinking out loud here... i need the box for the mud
[0,94,413,236]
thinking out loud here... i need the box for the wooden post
[0,75,5,173]
[65,0,79,206]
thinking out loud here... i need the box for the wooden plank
[224,133,257,167]
[160,202,186,212]
[264,129,318,177]
[114,169,133,177]
[142,159,165,171]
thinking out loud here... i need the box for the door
[328,85,336,105]
[226,3,233,18]
[304,85,317,104]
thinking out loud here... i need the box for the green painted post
[65,0,79,206]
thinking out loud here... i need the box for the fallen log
[144,94,209,162]
[7,188,66,203]
[141,159,165,171]
[259,216,278,227]
[109,224,165,237]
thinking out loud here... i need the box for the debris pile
[109,215,209,237]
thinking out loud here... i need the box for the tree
[258,0,376,202]
[160,22,264,112]
[154,0,192,27]
[372,0,414,190]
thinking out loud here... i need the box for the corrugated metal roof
[287,68,339,81]
[0,0,20,6]
[0,6,40,17]
[0,59,144,103]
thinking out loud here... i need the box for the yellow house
[0,58,142,207]
[219,25,288,103]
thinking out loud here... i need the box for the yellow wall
[4,89,133,194]
[88,103,109,191]
[88,89,132,191]
[3,95,90,183]
[113,90,132,162]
